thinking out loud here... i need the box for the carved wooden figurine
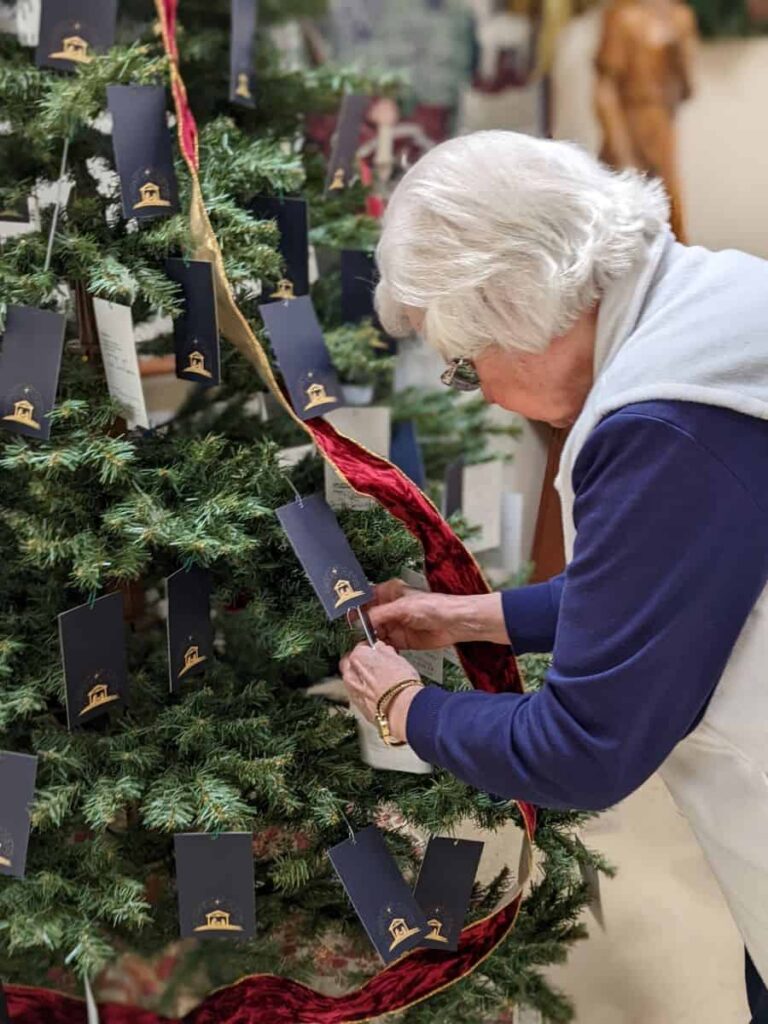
[595,0,697,242]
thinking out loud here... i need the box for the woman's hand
[366,580,510,650]
[340,641,423,744]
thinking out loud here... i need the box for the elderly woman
[338,131,768,1020]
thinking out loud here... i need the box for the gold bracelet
[375,679,424,747]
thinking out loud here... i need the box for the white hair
[375,130,670,358]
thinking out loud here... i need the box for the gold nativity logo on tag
[235,73,252,100]
[133,173,172,211]
[329,568,365,610]
[303,372,338,412]
[184,350,213,379]
[178,643,207,679]
[49,24,93,64]
[270,278,295,301]
[3,396,40,430]
[387,914,420,952]
[329,168,346,191]
[194,903,242,933]
[79,676,119,717]
[425,916,449,943]
[0,828,15,869]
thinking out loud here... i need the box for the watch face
[375,712,391,745]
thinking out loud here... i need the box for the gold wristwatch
[375,679,423,747]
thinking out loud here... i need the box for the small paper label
[36,0,117,72]
[328,825,429,964]
[166,567,214,694]
[352,706,432,775]
[93,298,150,429]
[390,420,426,489]
[576,837,606,930]
[278,443,315,470]
[401,648,443,684]
[340,249,376,324]
[0,751,38,880]
[324,406,391,511]
[513,1006,544,1024]
[276,493,373,621]
[463,461,502,553]
[107,84,180,222]
[0,305,66,442]
[165,258,221,388]
[0,197,38,241]
[16,0,41,46]
[399,568,446,681]
[58,592,129,731]
[174,833,256,940]
[413,836,484,950]
[325,93,368,192]
[230,0,258,108]
[250,195,309,299]
[260,296,345,423]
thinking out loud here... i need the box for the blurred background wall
[552,7,768,259]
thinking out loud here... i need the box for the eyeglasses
[440,358,481,392]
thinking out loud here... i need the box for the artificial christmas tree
[0,2,609,1020]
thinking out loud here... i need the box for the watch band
[374,679,423,747]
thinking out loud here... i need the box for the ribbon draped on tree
[5,2,536,1020]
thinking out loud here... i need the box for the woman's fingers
[340,641,422,729]
[370,578,410,606]
[367,598,409,633]
[339,648,373,717]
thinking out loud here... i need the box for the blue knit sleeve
[501,576,565,654]
[406,403,768,810]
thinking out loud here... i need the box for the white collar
[592,227,674,384]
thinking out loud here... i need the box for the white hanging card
[324,406,391,510]
[278,443,315,470]
[15,0,40,45]
[351,705,432,775]
[513,1006,543,1024]
[0,196,40,241]
[398,568,446,683]
[92,298,150,430]
[463,460,503,553]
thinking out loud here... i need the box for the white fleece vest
[555,228,768,981]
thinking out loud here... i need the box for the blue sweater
[406,401,768,810]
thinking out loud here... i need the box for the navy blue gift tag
[0,751,38,880]
[174,833,256,941]
[259,296,345,422]
[230,0,259,108]
[0,305,66,442]
[165,258,221,387]
[443,455,465,519]
[36,0,117,72]
[166,567,214,693]
[340,249,376,324]
[108,85,180,222]
[250,196,309,300]
[329,825,429,964]
[276,493,373,621]
[325,93,368,193]
[340,250,396,352]
[413,836,483,951]
[58,592,129,731]
[390,420,427,490]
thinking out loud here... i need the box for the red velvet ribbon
[6,893,521,1022]
[3,5,536,1019]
